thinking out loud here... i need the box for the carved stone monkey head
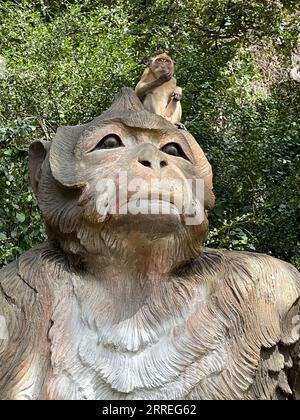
[29,88,214,262]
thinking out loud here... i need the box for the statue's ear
[29,140,51,195]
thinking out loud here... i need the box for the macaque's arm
[135,69,172,99]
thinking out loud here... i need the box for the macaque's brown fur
[135,53,182,124]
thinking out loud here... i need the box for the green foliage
[0,0,299,269]
[0,119,47,265]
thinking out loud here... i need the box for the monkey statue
[135,53,184,128]
[0,88,299,400]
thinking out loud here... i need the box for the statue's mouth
[109,199,184,237]
[118,198,180,217]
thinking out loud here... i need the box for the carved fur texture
[0,88,299,400]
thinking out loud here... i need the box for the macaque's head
[150,53,174,77]
[29,88,214,264]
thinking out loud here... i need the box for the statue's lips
[118,198,181,216]
[112,199,182,236]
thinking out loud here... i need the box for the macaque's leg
[164,103,181,123]
[164,87,182,124]
[142,94,166,116]
[172,86,182,102]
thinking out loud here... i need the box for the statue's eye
[92,135,124,151]
[161,142,189,161]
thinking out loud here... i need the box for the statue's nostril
[160,160,167,168]
[139,160,152,168]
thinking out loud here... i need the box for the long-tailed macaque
[135,53,183,126]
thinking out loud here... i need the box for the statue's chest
[44,281,229,400]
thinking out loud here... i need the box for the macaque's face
[151,53,174,76]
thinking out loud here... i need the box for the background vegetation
[0,0,299,268]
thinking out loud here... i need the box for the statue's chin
[110,199,183,238]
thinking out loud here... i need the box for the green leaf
[0,233,7,241]
[16,212,26,223]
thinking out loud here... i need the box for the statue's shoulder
[188,247,300,315]
[0,241,69,398]
[187,248,300,399]
[220,249,300,308]
[0,241,68,310]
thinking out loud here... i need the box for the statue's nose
[137,144,167,171]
